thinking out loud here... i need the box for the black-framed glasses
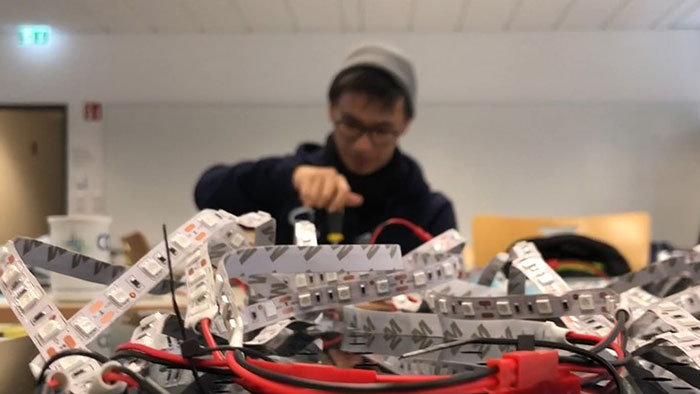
[333,116,401,146]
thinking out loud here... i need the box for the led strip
[508,242,616,335]
[428,288,618,321]
[13,238,173,295]
[0,242,101,394]
[239,254,462,333]
[183,244,219,329]
[608,256,697,294]
[341,306,569,359]
[224,244,402,278]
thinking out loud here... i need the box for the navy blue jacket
[194,135,456,253]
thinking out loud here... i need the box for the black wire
[233,349,496,392]
[162,224,207,394]
[589,310,628,354]
[36,349,109,386]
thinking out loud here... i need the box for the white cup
[47,215,112,301]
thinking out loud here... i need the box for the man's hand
[292,165,364,212]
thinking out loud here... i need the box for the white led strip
[509,242,616,335]
[0,242,101,394]
[240,254,462,333]
[183,244,218,329]
[429,288,619,320]
[26,209,240,378]
[341,306,569,358]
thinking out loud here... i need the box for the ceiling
[2,0,700,35]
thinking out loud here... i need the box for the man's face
[329,91,411,175]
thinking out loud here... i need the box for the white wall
[2,31,699,245]
[104,102,700,247]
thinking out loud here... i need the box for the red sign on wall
[84,102,102,122]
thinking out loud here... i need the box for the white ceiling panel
[611,0,679,29]
[237,0,296,33]
[340,0,363,31]
[510,0,569,30]
[461,0,520,31]
[290,0,342,32]
[121,0,198,33]
[647,0,689,29]
[363,0,412,31]
[184,0,248,33]
[559,0,622,30]
[3,0,700,35]
[668,0,700,28]
[413,0,464,32]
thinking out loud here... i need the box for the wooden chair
[471,212,651,272]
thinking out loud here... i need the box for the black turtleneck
[195,134,456,253]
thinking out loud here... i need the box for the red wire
[46,379,59,389]
[102,371,139,388]
[199,319,502,394]
[566,332,624,361]
[369,218,432,244]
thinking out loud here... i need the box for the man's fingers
[345,192,364,207]
[300,175,319,207]
[328,177,350,212]
[319,174,337,208]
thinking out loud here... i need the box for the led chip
[519,258,537,269]
[17,287,39,312]
[58,355,82,371]
[188,266,206,283]
[376,279,389,294]
[139,259,163,278]
[337,285,351,301]
[671,332,697,343]
[1,264,21,286]
[73,316,97,337]
[442,262,455,277]
[263,301,277,318]
[107,287,129,307]
[496,301,512,316]
[537,273,554,285]
[298,293,312,308]
[38,320,65,342]
[325,272,338,282]
[295,274,307,288]
[413,271,427,286]
[579,294,595,311]
[535,299,553,314]
[231,233,246,247]
[461,301,475,317]
[185,250,202,266]
[438,299,449,314]
[199,212,219,228]
[172,234,192,250]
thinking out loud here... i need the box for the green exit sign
[18,25,51,46]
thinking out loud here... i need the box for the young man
[194,44,456,252]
